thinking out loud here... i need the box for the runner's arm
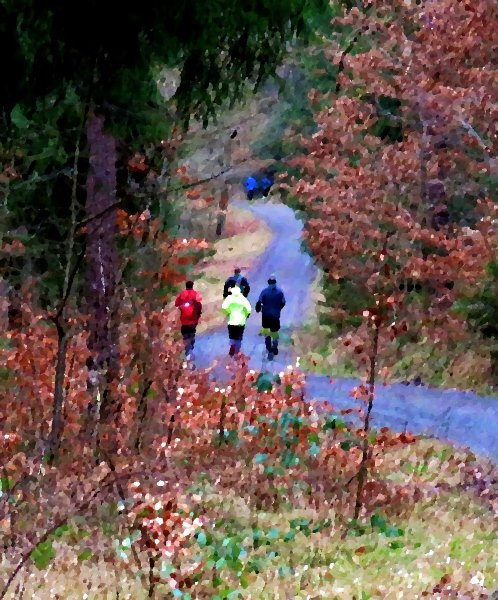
[243,277,250,297]
[195,293,203,317]
[221,297,231,314]
[223,278,233,298]
[255,290,264,312]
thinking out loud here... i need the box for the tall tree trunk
[0,277,9,331]
[45,117,87,462]
[216,188,229,236]
[85,111,120,424]
[46,319,69,462]
[353,322,380,521]
[419,122,429,223]
[148,555,157,598]
[134,377,153,452]
[7,285,23,330]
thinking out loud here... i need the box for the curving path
[195,199,498,463]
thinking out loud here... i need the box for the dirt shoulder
[194,202,272,334]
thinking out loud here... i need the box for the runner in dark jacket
[255,274,286,360]
[260,172,274,198]
[223,267,250,298]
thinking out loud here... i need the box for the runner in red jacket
[175,280,202,359]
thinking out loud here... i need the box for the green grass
[191,492,497,599]
[6,439,497,599]
[180,439,498,598]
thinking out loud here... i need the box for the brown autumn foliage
[0,202,422,595]
[1,2,498,596]
[286,0,498,380]
[1,333,423,597]
[282,0,498,522]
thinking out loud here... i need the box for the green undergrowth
[5,435,497,599]
[179,439,498,598]
[187,489,497,599]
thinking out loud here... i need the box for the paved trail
[195,199,498,463]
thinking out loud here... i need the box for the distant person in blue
[244,170,275,200]
[260,171,275,198]
[244,176,258,200]
[256,274,286,360]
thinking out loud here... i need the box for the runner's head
[268,274,276,285]
[186,280,194,289]
[234,267,241,275]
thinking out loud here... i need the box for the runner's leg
[181,325,189,354]
[234,325,244,354]
[228,324,236,356]
[270,318,280,355]
[182,325,196,356]
[188,325,197,355]
[262,316,274,359]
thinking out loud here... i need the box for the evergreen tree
[0,0,325,451]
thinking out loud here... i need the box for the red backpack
[180,299,196,320]
[179,291,202,322]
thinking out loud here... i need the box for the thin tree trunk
[0,277,9,331]
[1,173,21,332]
[166,412,176,446]
[457,118,494,167]
[335,26,368,94]
[148,555,156,598]
[353,322,380,521]
[215,129,233,237]
[218,394,227,445]
[7,285,23,330]
[216,188,229,237]
[63,112,86,299]
[419,122,429,221]
[46,319,69,462]
[134,378,153,452]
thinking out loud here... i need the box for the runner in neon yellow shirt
[221,284,252,356]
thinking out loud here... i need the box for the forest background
[0,0,497,598]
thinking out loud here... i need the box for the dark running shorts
[227,324,245,341]
[261,316,280,332]
[181,325,197,337]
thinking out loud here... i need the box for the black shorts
[261,316,280,332]
[181,325,197,336]
[227,324,245,341]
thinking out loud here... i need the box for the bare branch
[75,157,250,230]
[457,118,494,163]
